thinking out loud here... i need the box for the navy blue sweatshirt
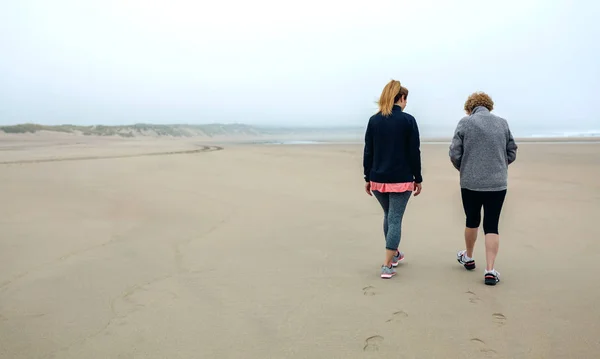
[363,105,423,184]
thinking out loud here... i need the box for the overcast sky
[1,0,599,133]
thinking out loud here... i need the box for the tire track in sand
[0,145,223,165]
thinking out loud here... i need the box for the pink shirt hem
[370,181,414,193]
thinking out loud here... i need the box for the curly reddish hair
[464,92,494,113]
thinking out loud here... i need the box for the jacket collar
[393,105,403,112]
[471,106,489,115]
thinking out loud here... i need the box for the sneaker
[457,250,476,270]
[391,251,405,267]
[380,265,397,279]
[484,270,500,286]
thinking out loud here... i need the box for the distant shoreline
[236,138,600,146]
[1,123,599,144]
[0,123,365,138]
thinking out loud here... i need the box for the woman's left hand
[414,182,422,196]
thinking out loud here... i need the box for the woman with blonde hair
[363,79,423,279]
[450,92,518,285]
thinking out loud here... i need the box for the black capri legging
[461,189,507,234]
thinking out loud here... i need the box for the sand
[1,135,599,359]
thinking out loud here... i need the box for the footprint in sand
[363,335,384,352]
[524,244,535,249]
[363,286,376,296]
[492,313,507,326]
[466,290,482,304]
[470,338,497,355]
[386,310,408,323]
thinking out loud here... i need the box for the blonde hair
[378,80,409,116]
[464,92,494,113]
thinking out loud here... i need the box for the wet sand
[1,135,599,358]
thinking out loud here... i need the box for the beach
[1,135,599,359]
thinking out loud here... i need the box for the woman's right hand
[365,182,372,196]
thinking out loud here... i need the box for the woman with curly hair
[363,80,422,279]
[449,92,518,285]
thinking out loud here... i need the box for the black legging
[461,189,507,234]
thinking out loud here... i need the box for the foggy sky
[1,0,599,134]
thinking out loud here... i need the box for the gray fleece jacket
[449,106,518,191]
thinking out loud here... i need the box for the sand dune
[0,136,599,358]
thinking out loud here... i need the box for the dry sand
[1,135,599,359]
